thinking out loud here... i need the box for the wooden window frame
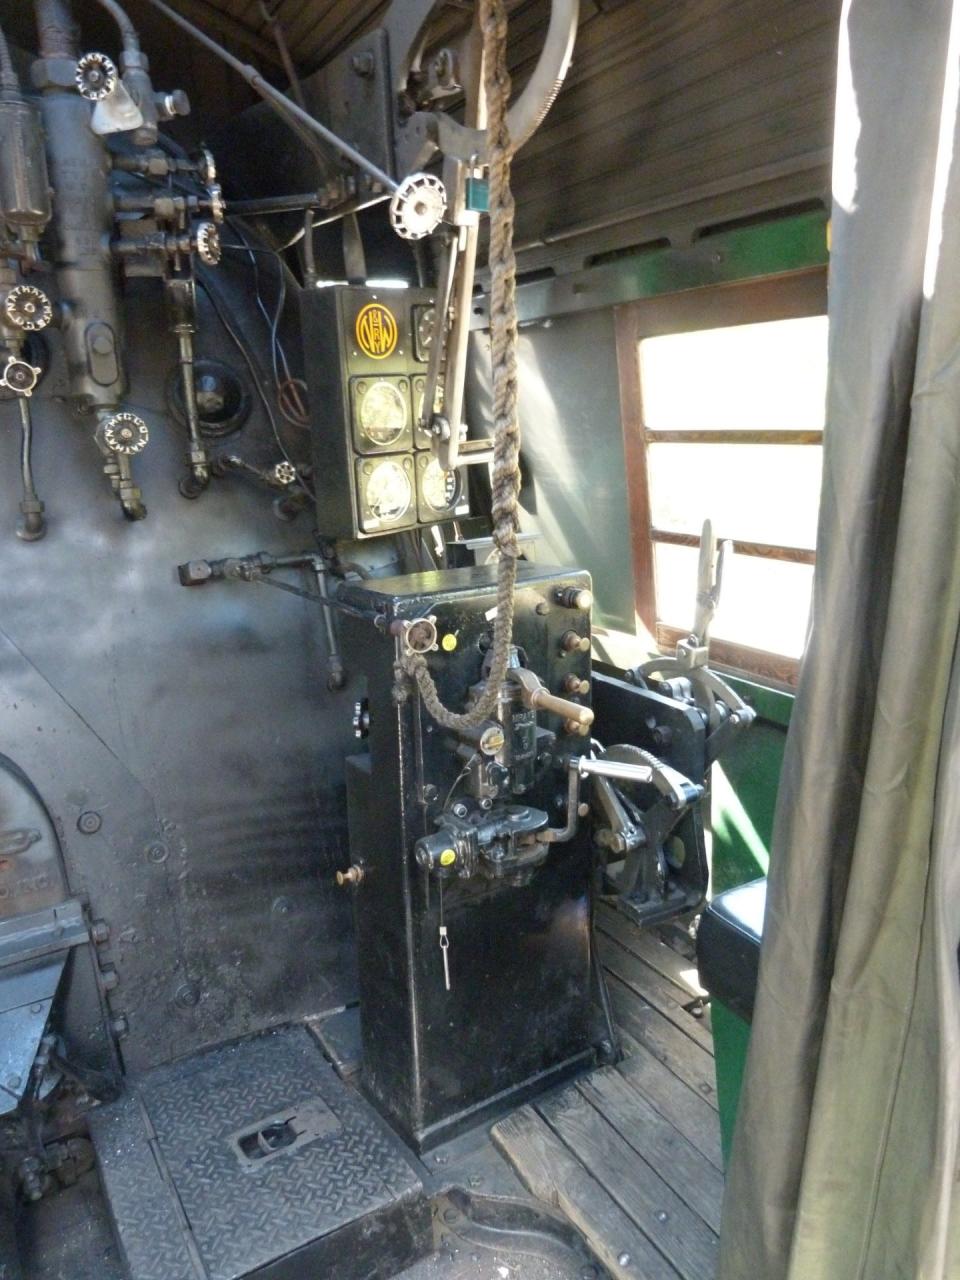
[615,268,828,687]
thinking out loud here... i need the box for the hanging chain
[401,0,521,730]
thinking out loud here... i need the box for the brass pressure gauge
[416,453,468,522]
[351,376,412,454]
[421,457,459,511]
[355,455,416,533]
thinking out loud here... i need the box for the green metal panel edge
[470,210,830,329]
[725,675,794,729]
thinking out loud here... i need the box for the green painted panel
[712,675,793,893]
[712,1000,754,1166]
[710,677,794,1165]
[484,210,831,330]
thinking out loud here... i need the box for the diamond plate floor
[88,1026,427,1280]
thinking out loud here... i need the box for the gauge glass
[415,376,444,425]
[359,380,407,446]
[415,306,436,362]
[422,458,459,511]
[366,459,413,522]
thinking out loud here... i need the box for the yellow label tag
[355,302,398,359]
[441,633,458,652]
[439,849,457,867]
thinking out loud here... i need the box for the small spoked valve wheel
[0,357,42,398]
[75,52,119,101]
[194,222,222,266]
[272,461,297,487]
[4,286,53,332]
[389,173,447,241]
[103,412,149,455]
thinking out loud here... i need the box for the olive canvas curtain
[719,1,960,1276]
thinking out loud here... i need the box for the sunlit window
[633,311,828,677]
[640,316,828,432]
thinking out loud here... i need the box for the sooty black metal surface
[0,273,358,1074]
[400,1190,608,1279]
[339,565,598,1152]
[88,1026,430,1280]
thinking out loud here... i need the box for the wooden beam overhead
[160,0,284,66]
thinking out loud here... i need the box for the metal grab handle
[576,755,702,811]
[577,758,655,784]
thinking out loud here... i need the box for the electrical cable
[223,225,289,380]
[220,227,310,426]
[92,0,140,53]
[196,273,315,499]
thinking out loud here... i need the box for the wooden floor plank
[598,903,707,1000]
[578,1068,724,1233]
[538,1085,720,1280]
[616,1031,723,1170]
[492,1106,683,1280]
[607,974,718,1108]
[599,931,713,1054]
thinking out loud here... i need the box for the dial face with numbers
[421,457,460,512]
[358,380,408,447]
[365,459,413,522]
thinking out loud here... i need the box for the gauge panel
[300,284,470,540]
[350,375,413,454]
[355,453,417,533]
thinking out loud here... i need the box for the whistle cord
[403,0,521,731]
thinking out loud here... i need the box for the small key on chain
[438,925,451,992]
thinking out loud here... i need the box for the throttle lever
[506,666,594,730]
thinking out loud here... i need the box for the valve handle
[507,667,594,728]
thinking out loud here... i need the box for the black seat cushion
[696,877,767,1024]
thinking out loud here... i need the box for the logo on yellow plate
[356,302,398,359]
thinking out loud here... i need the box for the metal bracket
[0,900,87,969]
[0,899,88,1116]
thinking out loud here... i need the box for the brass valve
[562,673,590,696]
[560,629,590,655]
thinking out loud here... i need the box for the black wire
[196,273,315,500]
[222,223,292,389]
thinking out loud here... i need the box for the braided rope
[402,0,521,730]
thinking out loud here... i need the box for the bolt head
[77,810,102,834]
[174,983,200,1009]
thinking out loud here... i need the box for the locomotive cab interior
[0,2,949,1279]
